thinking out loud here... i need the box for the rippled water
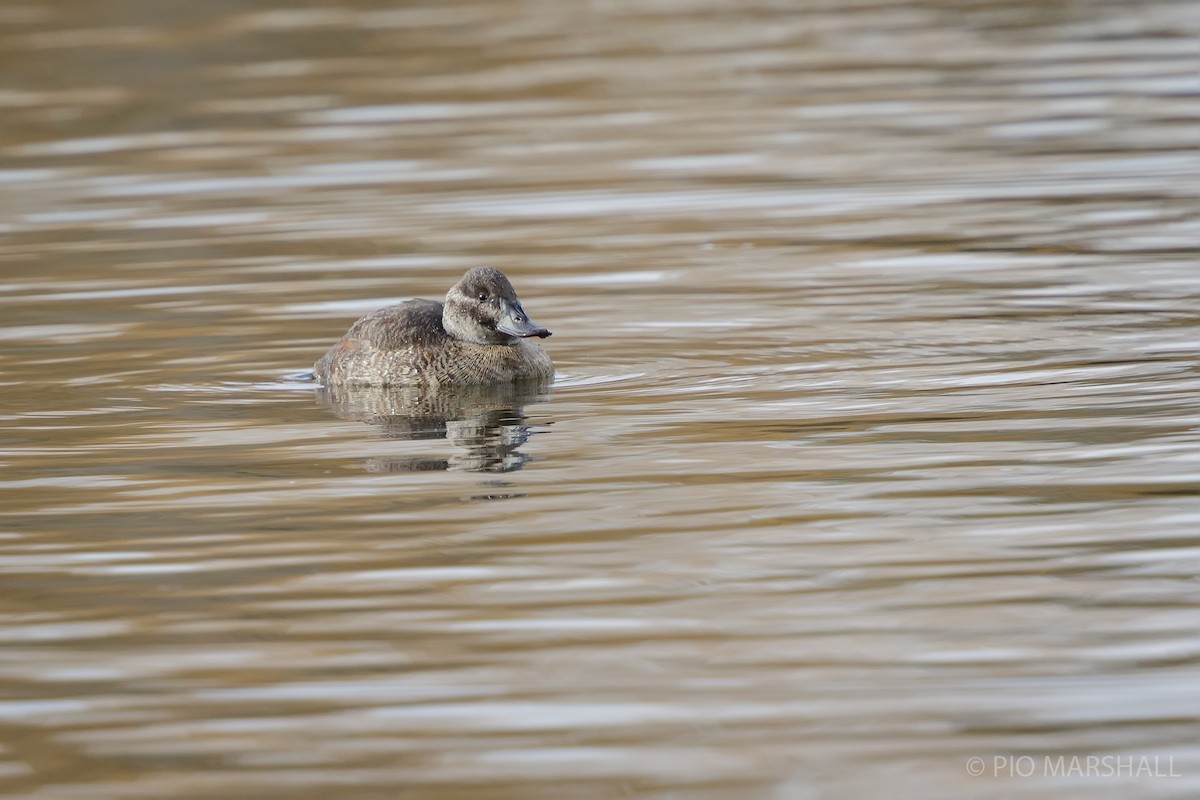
[2,0,1198,798]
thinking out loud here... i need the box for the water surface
[1,0,1198,798]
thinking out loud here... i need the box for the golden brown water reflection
[1,0,1198,798]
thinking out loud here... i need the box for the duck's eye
[477,292,488,302]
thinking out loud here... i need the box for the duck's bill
[498,300,552,339]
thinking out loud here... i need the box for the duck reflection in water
[311,267,554,473]
[316,380,551,474]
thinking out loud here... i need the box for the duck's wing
[314,299,446,384]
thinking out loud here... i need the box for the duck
[313,267,553,387]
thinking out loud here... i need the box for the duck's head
[444,267,552,345]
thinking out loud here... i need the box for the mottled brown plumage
[313,267,553,387]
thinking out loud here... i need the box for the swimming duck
[313,267,553,387]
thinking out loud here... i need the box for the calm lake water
[1,0,1198,798]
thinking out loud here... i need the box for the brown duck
[314,267,553,387]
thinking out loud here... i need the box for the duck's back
[313,299,552,387]
[342,299,446,349]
